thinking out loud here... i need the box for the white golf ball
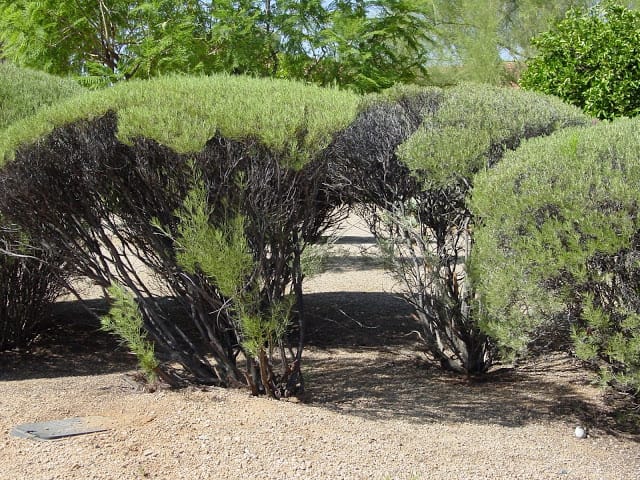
[574,426,587,438]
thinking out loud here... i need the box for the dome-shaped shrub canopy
[0,74,363,393]
[472,117,640,393]
[0,74,360,168]
[0,63,84,130]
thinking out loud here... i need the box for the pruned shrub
[0,64,82,351]
[0,74,359,395]
[0,63,84,130]
[472,117,640,395]
[335,83,589,374]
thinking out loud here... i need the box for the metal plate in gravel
[10,416,110,440]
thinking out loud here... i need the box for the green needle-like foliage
[397,83,588,186]
[171,168,253,299]
[168,165,295,396]
[0,63,84,130]
[101,282,159,382]
[355,83,588,374]
[240,296,293,360]
[0,74,359,168]
[472,117,640,395]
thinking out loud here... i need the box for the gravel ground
[1,215,639,480]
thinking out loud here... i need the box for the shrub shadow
[305,352,595,427]
[304,291,418,348]
[333,235,376,245]
[0,298,136,381]
[303,291,637,438]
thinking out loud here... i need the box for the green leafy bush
[167,167,253,300]
[520,2,640,120]
[163,165,295,396]
[472,117,640,395]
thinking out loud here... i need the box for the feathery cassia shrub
[0,63,84,130]
[0,64,82,351]
[330,83,589,374]
[0,74,359,395]
[472,117,640,395]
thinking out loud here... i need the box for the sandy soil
[1,216,639,480]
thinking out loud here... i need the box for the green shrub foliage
[337,83,588,374]
[398,83,589,184]
[520,2,640,120]
[163,165,295,396]
[0,63,84,129]
[0,74,359,168]
[101,282,159,383]
[472,118,640,395]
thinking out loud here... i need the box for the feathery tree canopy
[0,0,434,92]
[427,0,593,85]
[0,0,600,91]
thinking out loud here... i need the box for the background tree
[0,0,435,92]
[294,0,435,92]
[520,1,640,119]
[0,0,216,86]
[427,0,593,85]
[0,0,213,87]
[428,0,503,85]
[499,0,593,60]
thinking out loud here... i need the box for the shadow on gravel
[320,254,387,272]
[0,298,137,382]
[305,352,593,426]
[3,289,637,439]
[333,235,376,245]
[304,291,419,348]
[303,291,639,439]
